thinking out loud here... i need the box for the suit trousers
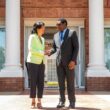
[27,62,45,98]
[57,62,76,102]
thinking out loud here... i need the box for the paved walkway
[0,89,110,110]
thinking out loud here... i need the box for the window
[104,28,110,70]
[0,28,5,70]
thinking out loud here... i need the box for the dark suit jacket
[50,28,79,66]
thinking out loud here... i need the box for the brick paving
[0,89,110,110]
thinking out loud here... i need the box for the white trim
[104,25,110,28]
[0,26,5,28]
[24,18,84,27]
[86,70,110,77]
[78,26,85,88]
[104,18,110,26]
[23,26,27,88]
[78,27,81,88]
[0,69,23,77]
[23,18,85,88]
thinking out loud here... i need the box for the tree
[0,47,5,70]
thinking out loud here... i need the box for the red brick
[86,77,110,91]
[104,0,108,8]
[107,0,110,7]
[0,77,24,91]
[104,8,110,18]
[0,7,5,17]
[22,8,64,18]
[0,0,5,7]
[21,0,88,8]
[63,8,88,18]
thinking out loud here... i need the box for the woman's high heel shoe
[31,102,36,109]
[37,102,42,109]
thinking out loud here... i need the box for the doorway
[24,26,85,89]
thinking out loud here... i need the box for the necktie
[60,31,63,43]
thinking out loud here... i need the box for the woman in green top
[27,21,46,109]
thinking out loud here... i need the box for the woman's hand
[45,50,51,56]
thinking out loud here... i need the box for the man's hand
[68,61,75,70]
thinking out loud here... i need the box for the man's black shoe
[68,102,75,109]
[57,101,65,108]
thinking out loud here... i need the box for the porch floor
[0,89,110,110]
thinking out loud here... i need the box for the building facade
[0,0,110,91]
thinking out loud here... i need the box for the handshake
[45,50,51,56]
[44,42,52,56]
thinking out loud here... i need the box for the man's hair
[58,18,68,26]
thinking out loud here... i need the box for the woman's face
[37,26,45,36]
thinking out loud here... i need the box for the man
[48,18,79,108]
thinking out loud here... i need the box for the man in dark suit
[48,18,79,109]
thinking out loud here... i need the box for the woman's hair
[31,21,45,34]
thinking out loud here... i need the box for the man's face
[56,21,66,31]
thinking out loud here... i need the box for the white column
[87,0,110,77]
[0,0,23,77]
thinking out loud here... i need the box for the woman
[27,21,45,109]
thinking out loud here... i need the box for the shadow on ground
[42,107,100,110]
